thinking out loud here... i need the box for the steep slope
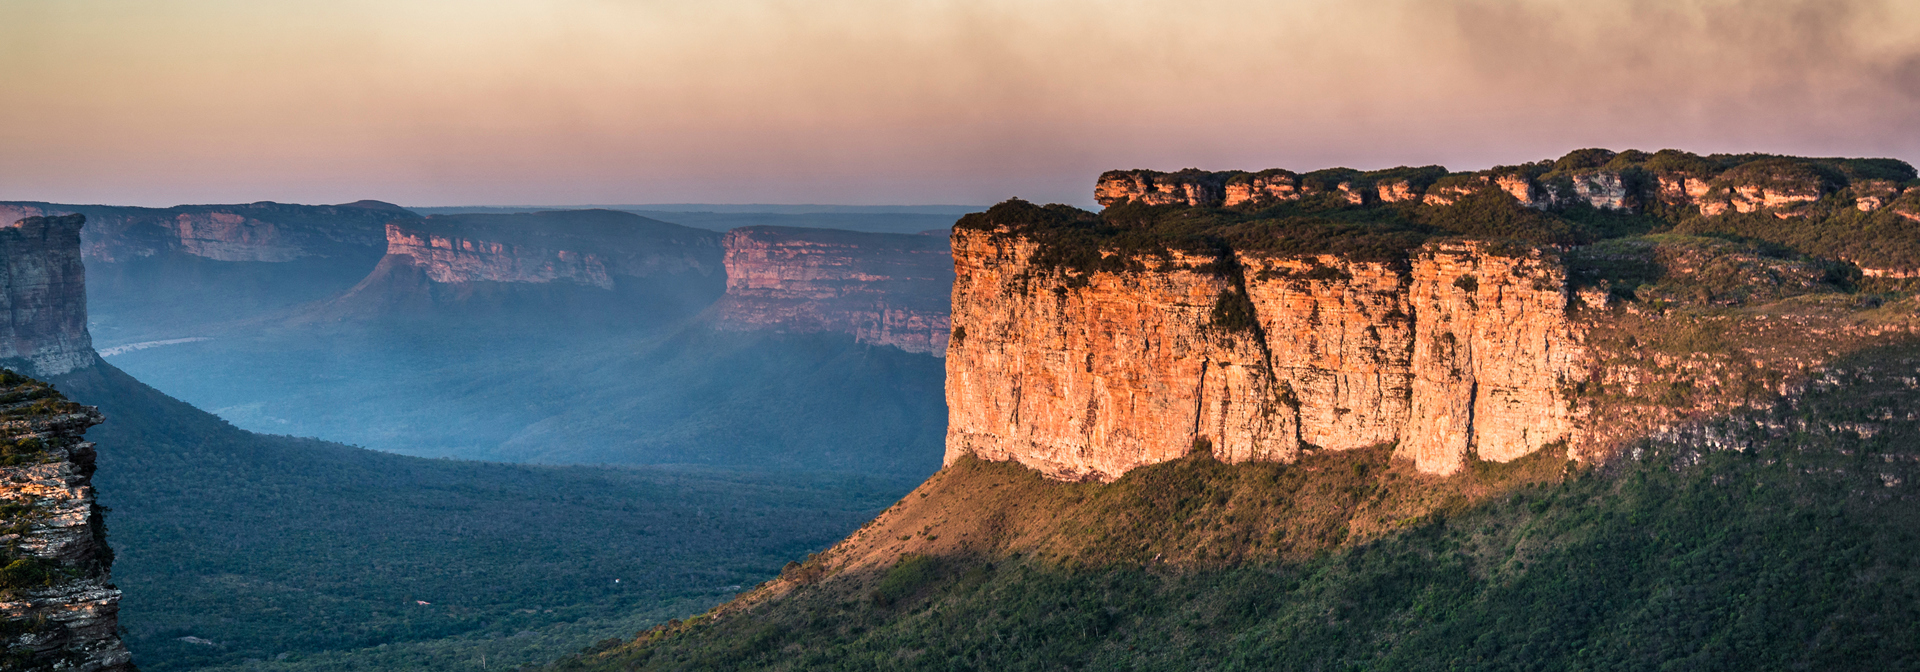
[570,338,1920,670]
[0,214,130,671]
[0,209,908,670]
[53,354,911,671]
[314,209,724,329]
[0,200,412,346]
[711,226,952,355]
[952,149,1917,480]
[0,215,95,377]
[566,149,1920,669]
[0,371,132,672]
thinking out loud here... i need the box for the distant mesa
[0,201,411,265]
[312,209,725,327]
[709,226,954,356]
[382,209,722,289]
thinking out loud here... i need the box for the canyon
[711,226,953,355]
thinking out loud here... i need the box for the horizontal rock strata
[945,229,1582,480]
[0,374,131,671]
[0,216,95,377]
[381,210,722,289]
[711,226,953,355]
[0,200,407,264]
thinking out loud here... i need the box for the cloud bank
[0,0,1913,206]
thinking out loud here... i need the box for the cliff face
[1097,153,1914,220]
[380,210,722,289]
[0,216,95,378]
[945,228,1581,480]
[710,226,953,355]
[0,200,406,265]
[0,372,129,670]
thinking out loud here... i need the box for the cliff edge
[710,226,953,355]
[948,148,1919,479]
[0,215,95,378]
[0,370,130,671]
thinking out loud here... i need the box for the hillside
[569,339,1920,669]
[560,149,1920,669]
[51,359,911,671]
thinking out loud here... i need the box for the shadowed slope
[563,337,1920,671]
[48,359,910,671]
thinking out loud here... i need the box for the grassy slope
[568,335,1920,670]
[50,361,913,671]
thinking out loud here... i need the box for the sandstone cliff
[1097,150,1915,224]
[0,200,407,265]
[313,210,725,327]
[0,371,130,671]
[710,226,953,355]
[945,222,1580,479]
[951,149,1917,482]
[380,210,722,289]
[0,216,95,378]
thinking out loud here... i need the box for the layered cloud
[1,0,1914,206]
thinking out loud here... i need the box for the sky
[2,0,1916,208]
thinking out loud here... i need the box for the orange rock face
[945,229,1584,480]
[1095,171,1225,207]
[711,227,953,355]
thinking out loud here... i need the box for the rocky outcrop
[0,201,408,265]
[1693,161,1832,217]
[381,210,721,289]
[945,226,1582,480]
[1097,151,1918,220]
[710,227,953,355]
[0,216,94,378]
[1095,170,1227,208]
[1225,171,1304,206]
[0,372,132,671]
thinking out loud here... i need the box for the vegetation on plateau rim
[555,336,1920,671]
[955,148,1920,283]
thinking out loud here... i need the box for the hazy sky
[2,0,1916,207]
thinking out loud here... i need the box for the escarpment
[710,226,953,355]
[946,228,1580,479]
[952,148,1920,481]
[0,200,407,265]
[0,375,128,670]
[317,209,726,324]
[382,210,722,288]
[0,216,95,378]
[1096,150,1915,223]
